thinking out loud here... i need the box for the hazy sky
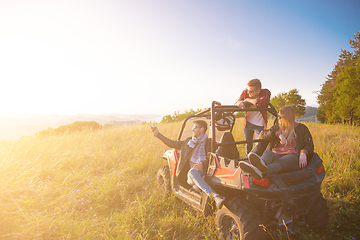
[0,0,359,116]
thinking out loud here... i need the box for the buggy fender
[163,149,179,176]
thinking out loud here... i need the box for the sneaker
[239,161,263,180]
[213,193,225,209]
[248,152,267,173]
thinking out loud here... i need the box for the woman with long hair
[240,105,314,180]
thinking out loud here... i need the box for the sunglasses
[247,88,259,94]
[192,125,202,130]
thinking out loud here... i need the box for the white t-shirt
[247,109,265,127]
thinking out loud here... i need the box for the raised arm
[151,126,183,150]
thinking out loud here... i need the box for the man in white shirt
[235,79,271,154]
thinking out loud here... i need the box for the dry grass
[0,120,359,239]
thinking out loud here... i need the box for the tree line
[316,31,360,125]
[161,109,205,123]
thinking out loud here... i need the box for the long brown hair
[278,106,296,143]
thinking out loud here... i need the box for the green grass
[0,120,359,239]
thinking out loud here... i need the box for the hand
[299,153,307,168]
[235,100,245,108]
[279,134,288,145]
[193,162,203,171]
[151,125,159,136]
[243,98,256,105]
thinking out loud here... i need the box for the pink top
[272,123,308,155]
[272,137,298,155]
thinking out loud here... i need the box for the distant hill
[0,113,161,141]
[296,106,319,123]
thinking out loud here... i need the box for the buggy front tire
[156,165,171,195]
[306,194,329,230]
[216,198,266,240]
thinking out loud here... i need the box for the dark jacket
[155,132,211,176]
[254,122,314,163]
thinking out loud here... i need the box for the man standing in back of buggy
[235,78,271,155]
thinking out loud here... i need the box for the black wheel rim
[221,215,240,239]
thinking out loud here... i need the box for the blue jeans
[262,150,299,174]
[187,168,215,196]
[244,121,264,155]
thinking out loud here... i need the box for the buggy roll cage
[177,101,278,155]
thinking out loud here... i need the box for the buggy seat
[215,132,240,160]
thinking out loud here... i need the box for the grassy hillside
[0,120,359,239]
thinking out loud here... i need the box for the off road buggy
[156,101,329,239]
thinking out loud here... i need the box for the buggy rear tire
[306,194,329,230]
[216,198,266,240]
[156,165,171,195]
